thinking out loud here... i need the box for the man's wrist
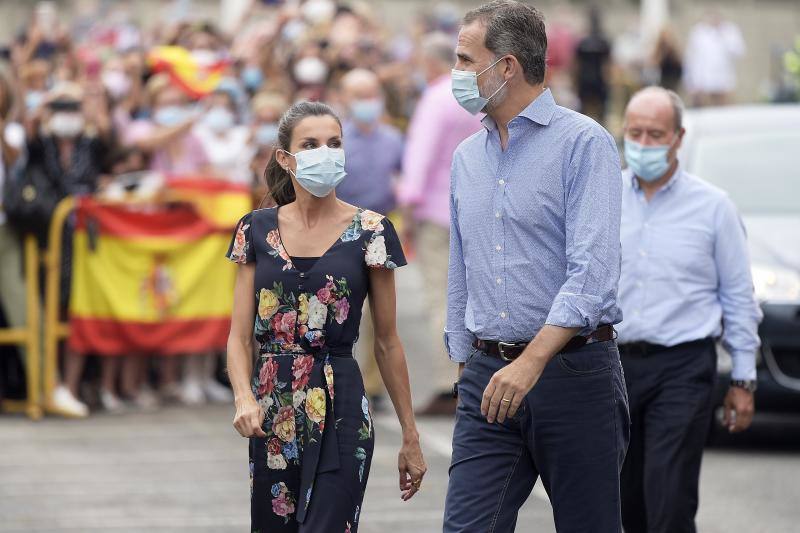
[730,379,757,393]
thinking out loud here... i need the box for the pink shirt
[397,75,482,228]
[124,120,210,175]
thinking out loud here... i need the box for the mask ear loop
[477,56,510,103]
[277,148,295,172]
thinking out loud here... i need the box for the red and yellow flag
[147,46,229,99]
[68,181,251,356]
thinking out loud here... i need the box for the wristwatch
[730,379,758,392]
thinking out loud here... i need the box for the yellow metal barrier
[0,234,43,420]
[41,196,78,417]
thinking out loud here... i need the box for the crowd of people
[0,0,747,418]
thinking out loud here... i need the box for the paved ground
[2,265,800,532]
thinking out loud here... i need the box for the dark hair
[263,101,342,206]
[463,0,547,86]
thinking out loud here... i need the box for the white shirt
[0,122,27,226]
[193,124,255,185]
[683,21,745,93]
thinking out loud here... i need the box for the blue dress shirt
[445,89,623,362]
[617,167,762,380]
[338,120,403,215]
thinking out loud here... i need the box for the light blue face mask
[282,145,347,198]
[624,138,675,182]
[154,105,190,127]
[350,98,384,124]
[451,56,508,115]
[241,66,264,92]
[203,107,235,132]
[255,123,279,145]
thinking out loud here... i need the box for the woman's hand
[233,395,267,438]
[398,434,427,501]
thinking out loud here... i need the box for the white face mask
[293,57,329,85]
[101,70,131,99]
[281,145,347,198]
[49,112,85,138]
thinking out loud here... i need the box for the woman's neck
[289,192,343,226]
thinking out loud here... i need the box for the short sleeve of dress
[226,212,256,264]
[364,214,407,270]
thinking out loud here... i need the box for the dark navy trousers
[444,340,630,533]
[620,338,717,533]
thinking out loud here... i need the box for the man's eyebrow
[456,52,473,62]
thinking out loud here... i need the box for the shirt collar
[481,87,556,131]
[628,164,684,193]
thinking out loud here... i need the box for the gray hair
[463,0,547,85]
[421,32,456,66]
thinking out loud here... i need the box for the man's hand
[723,386,755,433]
[481,355,546,424]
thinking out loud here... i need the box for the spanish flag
[147,46,229,99]
[68,181,252,356]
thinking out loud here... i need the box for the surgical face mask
[302,0,336,25]
[293,56,328,85]
[255,122,279,145]
[281,145,347,198]
[49,112,85,138]
[241,66,263,91]
[154,105,190,127]
[624,138,675,182]
[203,107,235,132]
[191,49,219,68]
[451,56,508,115]
[25,90,45,110]
[102,70,131,100]
[350,98,383,124]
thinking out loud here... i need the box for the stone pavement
[1,265,799,532]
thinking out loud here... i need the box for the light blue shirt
[617,167,762,380]
[445,89,623,362]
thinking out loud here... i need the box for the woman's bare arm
[227,263,266,438]
[368,267,426,500]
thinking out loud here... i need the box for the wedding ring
[412,479,422,489]
[501,398,511,403]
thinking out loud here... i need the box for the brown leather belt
[473,324,615,362]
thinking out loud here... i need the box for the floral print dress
[226,206,406,533]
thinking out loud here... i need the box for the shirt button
[495,245,502,251]
[299,272,306,278]
[496,278,502,284]
[500,311,507,318]
[498,179,505,185]
[298,285,305,290]
[495,212,501,218]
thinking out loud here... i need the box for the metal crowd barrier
[0,196,76,420]
[0,234,43,420]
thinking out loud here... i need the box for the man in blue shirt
[617,86,761,533]
[337,68,404,412]
[443,2,628,531]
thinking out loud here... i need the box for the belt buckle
[497,342,518,362]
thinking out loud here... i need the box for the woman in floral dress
[226,101,426,532]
